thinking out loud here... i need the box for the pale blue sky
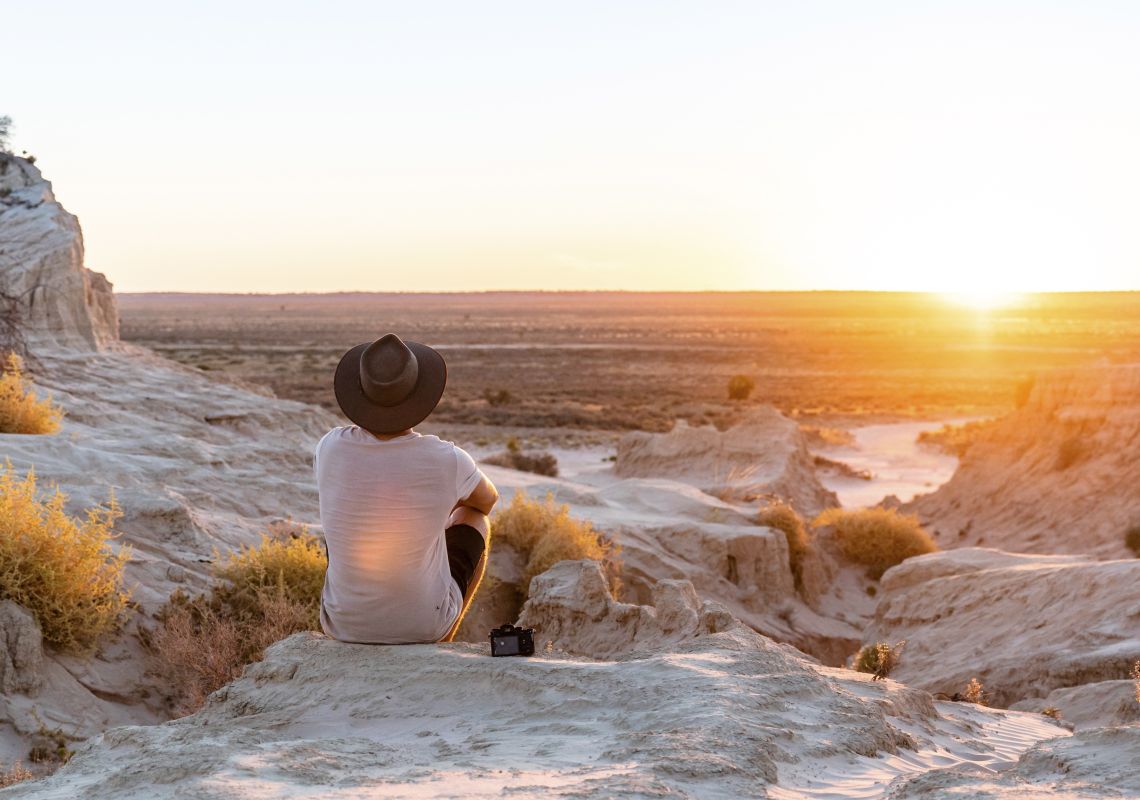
[5,1,1140,292]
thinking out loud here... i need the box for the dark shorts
[445,523,486,598]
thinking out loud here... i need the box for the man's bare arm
[456,475,499,516]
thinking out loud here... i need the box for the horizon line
[116,288,1140,297]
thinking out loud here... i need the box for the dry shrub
[146,588,315,715]
[1042,706,1062,720]
[813,507,937,579]
[916,419,993,458]
[727,374,755,401]
[853,640,905,680]
[1055,436,1088,471]
[799,424,855,447]
[0,353,63,434]
[756,501,812,595]
[1125,527,1140,558]
[0,762,33,788]
[1133,661,1139,705]
[0,462,130,652]
[492,491,618,591]
[212,533,326,622]
[145,531,326,715]
[963,677,989,705]
[483,449,559,477]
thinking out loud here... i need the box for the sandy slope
[908,363,1140,558]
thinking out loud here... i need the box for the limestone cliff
[0,154,118,351]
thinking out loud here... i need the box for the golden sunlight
[939,291,1024,311]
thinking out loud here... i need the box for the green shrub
[853,640,905,680]
[492,492,618,591]
[0,354,63,434]
[813,507,937,579]
[727,374,755,401]
[0,463,129,652]
[756,501,811,595]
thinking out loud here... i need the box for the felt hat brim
[333,340,446,434]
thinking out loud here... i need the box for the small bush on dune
[727,374,755,401]
[853,640,905,680]
[1125,526,1140,558]
[0,463,130,652]
[492,492,618,591]
[1132,661,1139,705]
[813,507,937,579]
[1055,436,1088,471]
[144,530,326,715]
[0,353,64,434]
[756,501,812,595]
[963,677,989,706]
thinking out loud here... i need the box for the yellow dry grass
[813,507,937,579]
[0,462,130,653]
[0,354,63,435]
[212,532,326,626]
[492,491,618,591]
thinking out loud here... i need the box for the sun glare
[939,291,1024,311]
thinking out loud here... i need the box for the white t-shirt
[314,426,486,644]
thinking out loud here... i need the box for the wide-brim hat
[333,333,447,434]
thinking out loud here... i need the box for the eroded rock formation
[863,548,1140,707]
[615,406,839,515]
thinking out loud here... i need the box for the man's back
[315,426,484,644]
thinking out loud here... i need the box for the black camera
[489,624,535,657]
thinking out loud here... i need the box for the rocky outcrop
[3,601,1069,799]
[863,548,1140,707]
[464,469,869,666]
[0,155,118,352]
[0,601,43,695]
[517,559,736,657]
[615,406,838,515]
[907,364,1140,558]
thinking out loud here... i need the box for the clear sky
[5,1,1140,293]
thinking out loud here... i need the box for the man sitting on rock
[314,333,498,644]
